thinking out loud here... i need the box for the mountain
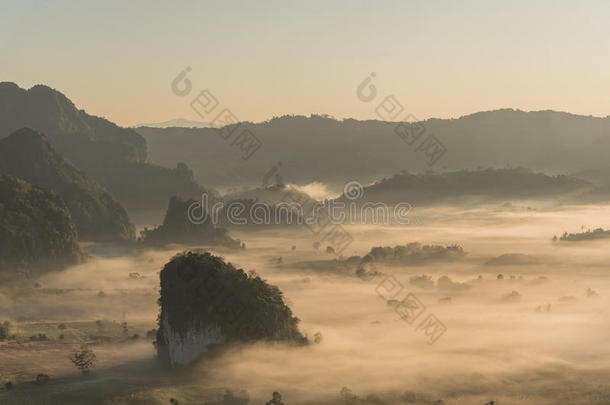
[338,168,598,206]
[139,196,241,249]
[0,82,207,210]
[0,175,82,275]
[135,111,610,189]
[0,128,134,241]
[0,82,146,163]
[134,118,212,128]
[156,251,307,366]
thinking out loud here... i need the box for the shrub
[70,345,97,374]
[223,389,249,404]
[265,392,285,405]
[0,321,11,340]
[35,374,49,385]
[29,334,48,342]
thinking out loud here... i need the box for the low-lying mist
[3,203,610,404]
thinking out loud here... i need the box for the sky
[1,0,609,126]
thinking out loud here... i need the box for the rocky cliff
[156,252,307,366]
[139,196,240,249]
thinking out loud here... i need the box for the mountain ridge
[0,175,82,276]
[0,82,209,211]
[0,128,135,241]
[136,110,610,189]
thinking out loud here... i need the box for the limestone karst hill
[156,251,307,366]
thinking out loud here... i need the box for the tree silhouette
[265,391,285,405]
[70,345,96,374]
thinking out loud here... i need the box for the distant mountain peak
[0,81,20,91]
[135,118,213,128]
[0,82,72,104]
[0,81,210,211]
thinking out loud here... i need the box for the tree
[175,162,194,180]
[70,345,96,374]
[223,389,250,405]
[340,387,358,404]
[265,391,285,405]
[35,374,49,385]
[0,321,10,340]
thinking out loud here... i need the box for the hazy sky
[1,0,609,126]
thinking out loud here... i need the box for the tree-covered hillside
[139,196,241,249]
[0,175,82,274]
[136,111,610,188]
[0,82,208,210]
[345,168,596,205]
[0,128,135,241]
